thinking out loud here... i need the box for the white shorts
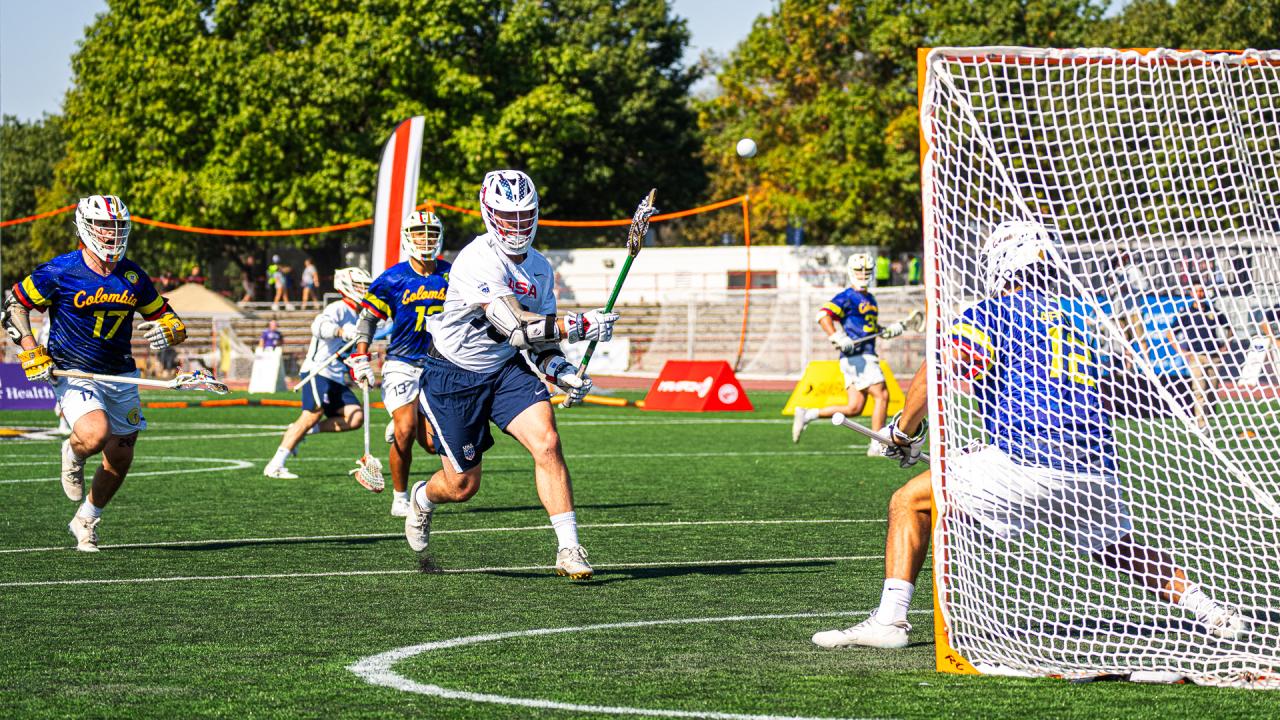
[839,353,886,391]
[54,371,147,436]
[943,445,1132,554]
[381,359,424,414]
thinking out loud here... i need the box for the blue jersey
[13,250,167,374]
[820,288,879,355]
[951,290,1111,472]
[361,259,451,364]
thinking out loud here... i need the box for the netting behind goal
[922,47,1280,687]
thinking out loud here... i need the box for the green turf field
[0,390,1274,718]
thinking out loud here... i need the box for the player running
[263,268,372,479]
[399,169,615,580]
[811,221,1244,650]
[348,211,450,517]
[3,195,188,551]
[792,253,894,455]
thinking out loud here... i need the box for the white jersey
[300,299,359,382]
[429,233,557,372]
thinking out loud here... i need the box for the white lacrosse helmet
[333,266,372,305]
[479,169,539,254]
[75,194,131,263]
[981,220,1053,297]
[846,252,874,290]
[401,210,443,262]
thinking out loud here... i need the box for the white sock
[804,408,820,422]
[874,578,915,625]
[549,511,579,550]
[78,501,103,520]
[394,490,409,504]
[1178,584,1218,620]
[413,483,436,512]
[269,447,291,468]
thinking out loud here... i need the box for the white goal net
[922,47,1280,687]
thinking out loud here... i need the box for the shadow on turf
[446,559,836,584]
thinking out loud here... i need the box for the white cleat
[390,496,410,518]
[384,420,396,445]
[811,614,911,649]
[1202,604,1247,640]
[404,480,433,552]
[68,513,100,553]
[555,545,594,580]
[792,408,810,443]
[263,465,298,480]
[60,440,86,502]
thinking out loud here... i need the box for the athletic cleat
[404,480,433,552]
[390,496,410,518]
[68,513,100,552]
[60,440,86,502]
[263,465,298,480]
[555,545,594,580]
[811,613,911,649]
[1203,604,1246,640]
[792,408,810,443]
[384,420,396,445]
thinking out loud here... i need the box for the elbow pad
[3,290,33,345]
[355,310,379,346]
[485,296,559,350]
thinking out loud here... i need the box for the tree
[34,0,705,276]
[1,115,67,283]
[1099,0,1280,50]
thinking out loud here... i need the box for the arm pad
[486,295,559,350]
[355,309,379,346]
[2,290,34,345]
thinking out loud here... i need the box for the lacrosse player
[394,169,615,580]
[263,267,372,479]
[3,195,188,552]
[811,221,1244,650]
[793,253,894,455]
[349,211,451,516]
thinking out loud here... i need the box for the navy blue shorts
[419,354,550,472]
[300,376,358,418]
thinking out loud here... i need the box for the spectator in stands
[1165,284,1231,429]
[258,319,284,351]
[270,256,292,311]
[875,253,891,287]
[185,264,206,285]
[907,255,922,285]
[239,256,257,303]
[157,269,177,292]
[300,258,319,309]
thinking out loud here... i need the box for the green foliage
[0,115,67,282]
[1099,0,1280,50]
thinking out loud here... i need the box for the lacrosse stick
[563,188,657,408]
[52,368,230,394]
[849,308,925,348]
[349,384,385,493]
[292,337,358,391]
[830,412,930,463]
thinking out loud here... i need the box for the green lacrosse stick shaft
[577,253,637,373]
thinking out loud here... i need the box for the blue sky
[0,0,773,122]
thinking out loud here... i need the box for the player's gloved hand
[828,330,856,354]
[139,314,187,349]
[879,320,906,340]
[883,411,928,469]
[345,352,375,388]
[18,345,55,384]
[543,356,592,406]
[564,309,619,343]
[339,323,358,340]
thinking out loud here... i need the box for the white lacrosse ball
[736,138,757,158]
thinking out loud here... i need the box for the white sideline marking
[281,448,861,462]
[349,611,925,720]
[5,431,280,445]
[0,555,882,587]
[0,518,882,554]
[0,457,253,484]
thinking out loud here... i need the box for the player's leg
[264,406,324,479]
[381,361,425,515]
[67,379,146,552]
[314,400,362,433]
[864,381,890,456]
[794,356,867,443]
[812,470,931,649]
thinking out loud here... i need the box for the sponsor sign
[0,363,57,410]
[780,360,904,417]
[641,360,752,412]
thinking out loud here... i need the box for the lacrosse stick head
[907,309,926,333]
[174,370,230,395]
[626,189,657,257]
[350,455,385,493]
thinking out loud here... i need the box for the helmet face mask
[333,267,372,305]
[401,211,443,262]
[479,170,539,254]
[846,252,874,290]
[981,220,1053,297]
[76,195,131,263]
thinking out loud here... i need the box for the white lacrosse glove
[543,356,592,404]
[339,323,358,339]
[828,330,856,354]
[344,352,375,388]
[564,309,619,343]
[879,320,906,340]
[883,411,928,469]
[139,314,188,349]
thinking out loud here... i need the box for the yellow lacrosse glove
[140,313,187,349]
[18,345,55,384]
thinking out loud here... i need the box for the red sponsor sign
[641,360,753,412]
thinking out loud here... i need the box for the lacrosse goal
[920,47,1280,687]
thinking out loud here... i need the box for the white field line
[0,518,883,554]
[0,555,883,588]
[280,448,866,462]
[349,611,929,720]
[5,431,281,445]
[0,457,253,484]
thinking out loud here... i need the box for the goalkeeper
[812,221,1244,650]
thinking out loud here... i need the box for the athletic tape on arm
[486,295,558,350]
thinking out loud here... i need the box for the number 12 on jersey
[413,304,443,331]
[1047,325,1095,386]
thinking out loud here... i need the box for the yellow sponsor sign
[780,360,904,417]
